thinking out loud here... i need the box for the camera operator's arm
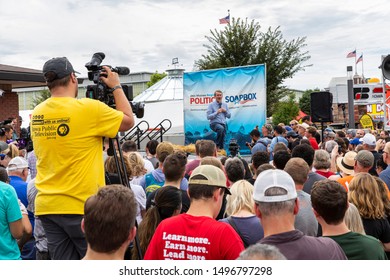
[100,66,134,131]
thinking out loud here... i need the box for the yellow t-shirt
[31,97,123,215]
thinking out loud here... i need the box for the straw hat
[336,151,357,175]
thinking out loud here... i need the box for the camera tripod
[106,136,143,260]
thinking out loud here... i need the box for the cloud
[0,0,388,91]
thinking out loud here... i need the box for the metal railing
[119,120,149,149]
[140,119,172,143]
[119,119,172,149]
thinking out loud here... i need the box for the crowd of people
[2,122,390,260]
[0,56,389,260]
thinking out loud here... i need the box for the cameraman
[247,129,268,155]
[31,57,134,260]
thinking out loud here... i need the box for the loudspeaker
[381,54,390,80]
[310,91,333,122]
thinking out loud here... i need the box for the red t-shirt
[144,213,244,260]
[185,159,201,176]
[309,137,319,150]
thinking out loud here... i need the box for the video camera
[228,138,240,157]
[85,52,145,118]
[245,141,255,149]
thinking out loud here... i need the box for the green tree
[195,17,311,116]
[196,18,259,69]
[299,91,311,115]
[31,89,51,109]
[298,88,320,115]
[272,93,299,125]
[147,71,167,88]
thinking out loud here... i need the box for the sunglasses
[0,154,6,160]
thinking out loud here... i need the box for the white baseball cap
[253,169,297,202]
[7,156,29,171]
[362,133,376,146]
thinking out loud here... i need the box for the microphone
[111,66,130,75]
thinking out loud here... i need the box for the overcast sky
[0,0,388,90]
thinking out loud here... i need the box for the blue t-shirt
[9,175,34,229]
[0,181,22,260]
[269,136,288,160]
[251,139,269,155]
[219,215,264,247]
[379,165,390,191]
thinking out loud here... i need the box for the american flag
[219,15,230,24]
[346,50,356,58]
[356,54,363,64]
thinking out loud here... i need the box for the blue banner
[183,64,266,155]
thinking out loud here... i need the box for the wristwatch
[108,85,122,93]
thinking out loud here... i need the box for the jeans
[21,238,36,260]
[210,122,226,149]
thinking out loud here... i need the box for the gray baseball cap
[355,150,374,168]
[0,141,9,154]
[43,57,79,82]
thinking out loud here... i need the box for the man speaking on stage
[206,90,231,150]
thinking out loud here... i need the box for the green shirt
[327,231,387,260]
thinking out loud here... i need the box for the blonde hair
[344,203,365,234]
[225,180,255,216]
[8,143,19,158]
[104,154,132,179]
[373,177,390,217]
[284,157,309,185]
[127,152,147,177]
[348,173,385,219]
[200,156,224,170]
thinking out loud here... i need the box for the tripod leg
[108,136,143,259]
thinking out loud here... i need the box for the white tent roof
[133,67,185,135]
[134,68,184,102]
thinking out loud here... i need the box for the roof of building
[0,64,46,89]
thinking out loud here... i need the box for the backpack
[144,173,164,198]
[256,139,268,148]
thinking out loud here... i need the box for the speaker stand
[338,104,347,128]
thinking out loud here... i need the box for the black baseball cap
[286,131,298,138]
[43,57,79,82]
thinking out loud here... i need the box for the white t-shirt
[144,159,154,174]
[129,183,146,225]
